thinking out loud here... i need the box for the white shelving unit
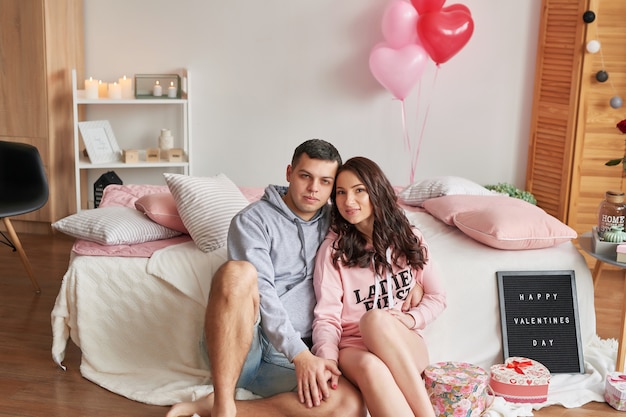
[71,68,191,211]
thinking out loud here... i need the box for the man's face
[283,153,339,221]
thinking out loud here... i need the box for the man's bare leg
[208,261,260,417]
[166,260,366,417]
[166,376,365,417]
[167,260,259,417]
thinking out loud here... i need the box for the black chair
[0,141,49,293]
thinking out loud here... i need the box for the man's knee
[329,378,366,417]
[210,260,258,300]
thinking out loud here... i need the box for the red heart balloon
[417,9,474,64]
[442,3,471,15]
[411,0,445,15]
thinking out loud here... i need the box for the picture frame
[496,270,584,373]
[78,120,121,164]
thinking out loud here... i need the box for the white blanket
[51,210,616,413]
[51,243,225,405]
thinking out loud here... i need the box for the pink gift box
[424,361,492,417]
[605,372,626,411]
[489,357,550,403]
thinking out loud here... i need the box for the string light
[583,9,622,109]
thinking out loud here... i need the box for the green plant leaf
[605,158,624,166]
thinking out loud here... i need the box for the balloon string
[410,67,440,183]
[400,100,410,151]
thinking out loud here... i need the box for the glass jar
[597,190,626,240]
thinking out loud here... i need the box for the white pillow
[164,173,250,253]
[52,206,181,245]
[398,176,496,207]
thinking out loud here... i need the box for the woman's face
[335,170,374,233]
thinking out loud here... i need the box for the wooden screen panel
[526,0,590,221]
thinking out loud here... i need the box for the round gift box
[424,361,491,417]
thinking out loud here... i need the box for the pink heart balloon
[411,0,445,15]
[417,9,474,64]
[381,0,419,49]
[369,43,428,100]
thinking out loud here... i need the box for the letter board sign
[496,270,584,373]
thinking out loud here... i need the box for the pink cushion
[135,192,188,234]
[422,195,577,250]
[100,184,169,208]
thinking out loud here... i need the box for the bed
[50,175,617,414]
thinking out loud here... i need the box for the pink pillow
[135,192,188,234]
[422,195,577,250]
[100,184,169,208]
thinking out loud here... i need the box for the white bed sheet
[51,209,616,412]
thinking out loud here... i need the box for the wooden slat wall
[568,0,626,234]
[527,0,626,239]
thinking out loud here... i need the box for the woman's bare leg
[360,309,435,417]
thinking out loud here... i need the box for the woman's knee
[359,309,393,334]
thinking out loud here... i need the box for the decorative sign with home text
[496,270,584,374]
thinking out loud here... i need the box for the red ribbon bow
[506,360,533,375]
[610,374,626,383]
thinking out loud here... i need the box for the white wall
[83,0,540,188]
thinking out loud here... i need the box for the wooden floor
[0,233,624,416]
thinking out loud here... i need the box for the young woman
[310,156,446,417]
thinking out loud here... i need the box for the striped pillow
[398,176,496,207]
[164,173,249,253]
[52,206,181,245]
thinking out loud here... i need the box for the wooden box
[167,148,184,162]
[123,149,139,163]
[146,148,160,162]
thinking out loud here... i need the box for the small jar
[597,190,626,240]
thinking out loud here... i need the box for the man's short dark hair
[291,139,342,168]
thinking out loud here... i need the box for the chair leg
[2,218,41,294]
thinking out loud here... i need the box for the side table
[579,232,626,372]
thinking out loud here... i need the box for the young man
[167,140,421,417]
[167,139,364,417]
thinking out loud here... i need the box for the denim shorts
[236,320,297,397]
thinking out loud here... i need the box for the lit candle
[84,77,98,99]
[167,81,177,98]
[108,82,122,99]
[118,75,133,98]
[153,80,163,97]
[98,80,108,98]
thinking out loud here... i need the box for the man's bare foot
[165,393,213,417]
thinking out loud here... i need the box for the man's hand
[402,283,424,311]
[387,308,416,329]
[293,350,341,408]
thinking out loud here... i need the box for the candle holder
[134,74,182,99]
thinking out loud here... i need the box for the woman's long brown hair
[329,157,427,275]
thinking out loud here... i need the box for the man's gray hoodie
[227,185,330,362]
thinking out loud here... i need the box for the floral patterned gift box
[424,361,492,417]
[605,372,626,411]
[489,357,550,404]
